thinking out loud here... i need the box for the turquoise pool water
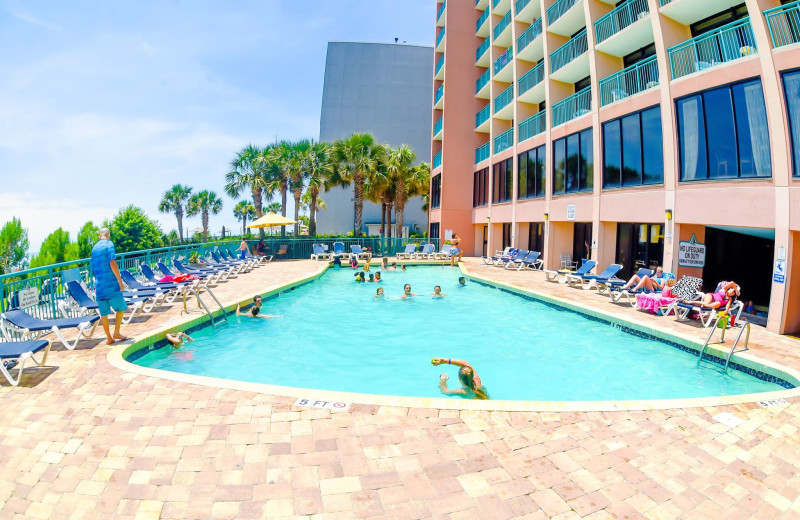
[131,267,787,401]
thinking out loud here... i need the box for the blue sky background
[0,0,434,251]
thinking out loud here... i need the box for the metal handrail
[476,103,491,128]
[765,0,800,48]
[476,38,490,63]
[435,55,444,76]
[494,11,512,41]
[515,0,532,16]
[476,68,490,93]
[518,62,544,96]
[550,29,588,73]
[436,28,446,48]
[595,0,649,44]
[433,151,442,169]
[547,0,579,26]
[517,18,543,52]
[494,47,514,74]
[667,18,757,80]
[434,117,443,135]
[434,85,444,105]
[475,142,491,163]
[494,128,514,153]
[519,111,546,142]
[437,1,446,21]
[552,86,592,127]
[476,8,489,32]
[598,55,659,106]
[494,84,514,114]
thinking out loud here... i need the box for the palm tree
[405,162,431,237]
[386,145,418,238]
[187,190,223,242]
[233,201,257,236]
[288,140,311,235]
[303,141,332,236]
[158,184,192,242]
[265,202,282,214]
[226,144,269,239]
[262,143,291,236]
[329,133,385,236]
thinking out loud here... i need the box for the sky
[0,0,434,252]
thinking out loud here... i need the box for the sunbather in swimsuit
[685,281,740,313]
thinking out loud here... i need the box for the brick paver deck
[1,258,799,519]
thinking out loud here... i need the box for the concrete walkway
[1,258,799,519]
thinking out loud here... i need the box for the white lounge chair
[543,260,597,284]
[413,244,436,260]
[350,245,372,260]
[311,244,332,261]
[0,340,51,387]
[332,242,352,261]
[1,309,99,351]
[396,244,417,260]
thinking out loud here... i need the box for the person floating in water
[400,283,416,299]
[166,331,193,347]
[431,358,489,400]
[374,287,385,299]
[432,285,446,298]
[457,277,466,287]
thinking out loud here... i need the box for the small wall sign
[774,259,786,284]
[293,398,350,411]
[566,204,576,221]
[18,287,39,309]
[678,234,706,268]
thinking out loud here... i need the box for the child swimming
[432,285,446,298]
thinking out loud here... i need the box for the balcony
[437,1,446,27]
[518,62,545,103]
[659,0,742,25]
[550,29,589,82]
[476,104,491,132]
[766,1,800,49]
[476,38,490,65]
[547,0,585,37]
[494,128,514,154]
[434,85,444,109]
[476,0,489,8]
[517,18,544,62]
[476,142,490,164]
[518,111,546,142]
[596,0,648,44]
[494,46,514,81]
[668,18,757,80]
[476,68,491,98]
[477,8,490,36]
[435,55,444,80]
[594,0,653,57]
[599,56,659,106]
[436,28,446,52]
[515,0,541,23]
[494,84,514,119]
[492,0,511,15]
[493,11,512,46]
[433,151,442,169]
[434,117,443,140]
[552,86,592,127]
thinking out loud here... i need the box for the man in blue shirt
[90,228,128,344]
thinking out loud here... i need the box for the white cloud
[2,4,61,31]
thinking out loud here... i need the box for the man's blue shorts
[98,293,128,316]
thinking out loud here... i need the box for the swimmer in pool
[431,358,489,400]
[400,283,417,299]
[432,285,446,298]
[236,295,279,318]
[401,265,407,271]
[166,331,193,347]
[375,272,382,282]
[389,262,397,271]
[368,273,375,282]
[375,287,385,299]
[381,257,389,270]
[458,277,466,287]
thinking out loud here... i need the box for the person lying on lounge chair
[685,281,740,312]
[621,266,664,292]
[431,358,489,400]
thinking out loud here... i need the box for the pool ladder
[181,286,228,327]
[696,315,750,373]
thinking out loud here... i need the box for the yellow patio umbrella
[247,212,297,229]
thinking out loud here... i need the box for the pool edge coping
[107,262,800,412]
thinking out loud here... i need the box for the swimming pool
[129,267,790,401]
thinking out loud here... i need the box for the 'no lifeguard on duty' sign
[678,234,706,268]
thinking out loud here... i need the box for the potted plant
[187,251,206,268]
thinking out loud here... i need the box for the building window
[552,128,593,195]
[690,4,747,37]
[473,168,489,207]
[615,223,664,280]
[573,222,592,262]
[677,79,771,181]
[602,106,663,188]
[517,145,546,200]
[431,174,441,209]
[502,223,512,249]
[528,222,545,254]
[782,70,800,177]
[492,158,513,203]
[430,222,440,240]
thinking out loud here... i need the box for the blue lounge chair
[311,244,332,261]
[543,260,596,283]
[396,244,417,260]
[64,281,148,324]
[494,249,528,267]
[141,263,191,288]
[158,262,213,286]
[413,244,436,260]
[659,276,705,317]
[483,247,513,265]
[510,251,542,271]
[565,263,623,290]
[173,259,229,283]
[1,309,99,350]
[0,340,51,386]
[608,268,653,304]
[332,242,352,261]
[350,245,372,260]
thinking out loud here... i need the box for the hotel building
[429,0,800,334]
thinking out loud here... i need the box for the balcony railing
[436,55,444,76]
[515,0,532,15]
[765,1,800,49]
[599,56,658,106]
[494,46,514,74]
[476,104,491,127]
[667,18,757,80]
[476,142,490,163]
[436,28,446,48]
[476,38,490,63]
[517,18,543,52]
[492,0,501,8]
[494,85,514,114]
[437,1,446,22]
[477,8,489,32]
[494,128,514,153]
[494,11,512,40]
[552,86,592,127]
[518,62,545,96]
[518,112,546,142]
[659,0,673,6]
[547,0,579,26]
[434,85,444,106]
[476,68,490,93]
[550,29,588,73]
[595,0,649,44]
[434,117,443,136]
[433,151,442,169]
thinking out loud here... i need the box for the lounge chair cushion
[0,340,49,359]
[2,310,99,331]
